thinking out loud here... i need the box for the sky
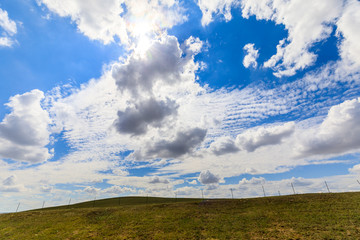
[0,0,360,212]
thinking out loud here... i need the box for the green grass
[1,193,360,239]
[40,196,202,210]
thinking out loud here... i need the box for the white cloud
[336,0,360,70]
[114,98,178,136]
[110,35,208,152]
[109,35,210,161]
[196,0,346,77]
[40,185,53,193]
[239,177,265,185]
[236,122,295,152]
[135,127,207,160]
[0,8,17,47]
[175,186,199,196]
[235,176,327,196]
[38,0,186,46]
[112,35,191,97]
[0,37,14,47]
[149,176,170,184]
[242,0,343,77]
[0,8,16,35]
[209,136,239,156]
[198,170,220,184]
[0,90,53,163]
[297,98,360,157]
[349,164,360,174]
[2,175,17,186]
[83,186,100,195]
[197,0,240,26]
[38,0,128,45]
[188,180,197,185]
[0,175,26,193]
[103,185,136,194]
[243,43,259,68]
[290,177,313,187]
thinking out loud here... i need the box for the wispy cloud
[0,8,17,47]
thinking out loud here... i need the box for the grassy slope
[1,193,360,239]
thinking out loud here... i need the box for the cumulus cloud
[197,0,240,26]
[83,186,100,195]
[0,8,17,47]
[243,43,259,68]
[239,177,265,185]
[198,170,220,184]
[241,0,343,77]
[0,90,53,163]
[144,127,207,159]
[196,0,344,76]
[197,0,360,78]
[210,137,239,156]
[112,35,189,97]
[38,0,185,45]
[336,0,360,69]
[114,98,178,136]
[38,0,128,44]
[349,164,360,174]
[103,185,136,194]
[236,122,295,152]
[111,35,208,156]
[298,98,360,157]
[149,176,169,184]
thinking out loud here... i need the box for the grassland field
[1,192,360,239]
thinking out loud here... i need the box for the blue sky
[1,0,360,212]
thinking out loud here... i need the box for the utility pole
[42,201,45,209]
[15,203,20,213]
[262,185,266,197]
[230,188,234,199]
[278,190,281,196]
[291,183,296,195]
[93,195,96,207]
[201,189,204,200]
[68,198,71,208]
[325,181,331,193]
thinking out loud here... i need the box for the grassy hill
[1,193,360,239]
[40,196,202,210]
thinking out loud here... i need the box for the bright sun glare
[130,18,154,54]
